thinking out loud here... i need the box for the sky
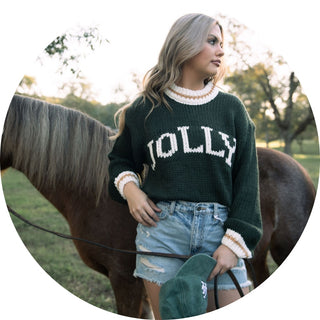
[21,6,276,104]
[3,0,320,105]
[0,1,319,319]
[7,0,320,103]
[9,2,262,103]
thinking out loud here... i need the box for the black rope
[246,258,258,288]
[214,275,220,309]
[227,270,245,297]
[7,205,190,260]
[8,204,252,308]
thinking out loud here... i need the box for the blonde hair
[112,13,225,139]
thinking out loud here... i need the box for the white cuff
[114,171,140,200]
[221,229,252,259]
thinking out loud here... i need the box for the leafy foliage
[42,26,108,77]
[60,93,125,129]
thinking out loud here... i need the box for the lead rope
[214,271,244,310]
[7,205,251,308]
[7,205,190,260]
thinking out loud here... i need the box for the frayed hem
[208,280,252,291]
[133,272,163,287]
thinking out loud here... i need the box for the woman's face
[182,23,224,83]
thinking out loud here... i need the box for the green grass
[256,138,320,155]
[257,139,320,189]
[1,139,319,314]
[1,170,117,313]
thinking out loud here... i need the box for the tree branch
[283,72,300,129]
[291,106,315,141]
[257,69,284,129]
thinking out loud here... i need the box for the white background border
[0,1,319,319]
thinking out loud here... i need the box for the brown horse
[0,95,316,317]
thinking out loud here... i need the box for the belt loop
[169,201,176,215]
[213,202,218,214]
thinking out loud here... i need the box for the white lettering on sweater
[147,140,156,171]
[177,126,204,153]
[147,126,236,170]
[156,133,178,158]
[219,132,237,167]
[201,126,225,157]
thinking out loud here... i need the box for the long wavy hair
[112,13,226,139]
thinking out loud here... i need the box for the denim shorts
[134,201,251,290]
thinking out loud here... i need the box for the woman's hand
[208,244,238,281]
[123,181,161,227]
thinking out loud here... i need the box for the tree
[220,15,316,155]
[40,26,108,77]
[225,61,315,155]
[60,93,124,129]
[258,69,314,155]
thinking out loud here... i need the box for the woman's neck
[176,73,206,91]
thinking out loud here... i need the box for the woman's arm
[108,102,161,225]
[208,245,238,279]
[123,182,161,227]
[222,121,262,258]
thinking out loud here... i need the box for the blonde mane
[1,95,115,204]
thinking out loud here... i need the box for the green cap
[159,254,217,319]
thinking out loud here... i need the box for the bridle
[7,205,256,309]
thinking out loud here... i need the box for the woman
[108,13,262,318]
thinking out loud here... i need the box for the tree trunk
[283,132,293,155]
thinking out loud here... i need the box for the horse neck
[2,95,114,213]
[32,178,108,227]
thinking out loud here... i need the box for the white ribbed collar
[164,82,220,105]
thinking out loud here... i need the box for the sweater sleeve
[108,106,145,203]
[222,113,262,258]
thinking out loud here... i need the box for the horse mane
[1,94,115,204]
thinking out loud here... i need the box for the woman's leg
[143,280,162,320]
[207,287,250,311]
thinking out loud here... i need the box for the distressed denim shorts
[134,200,251,290]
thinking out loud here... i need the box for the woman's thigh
[207,286,250,311]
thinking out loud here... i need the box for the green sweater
[108,84,262,255]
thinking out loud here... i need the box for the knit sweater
[108,82,262,258]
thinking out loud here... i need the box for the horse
[0,94,316,317]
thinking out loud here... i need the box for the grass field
[256,139,320,187]
[2,169,117,313]
[1,139,319,315]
